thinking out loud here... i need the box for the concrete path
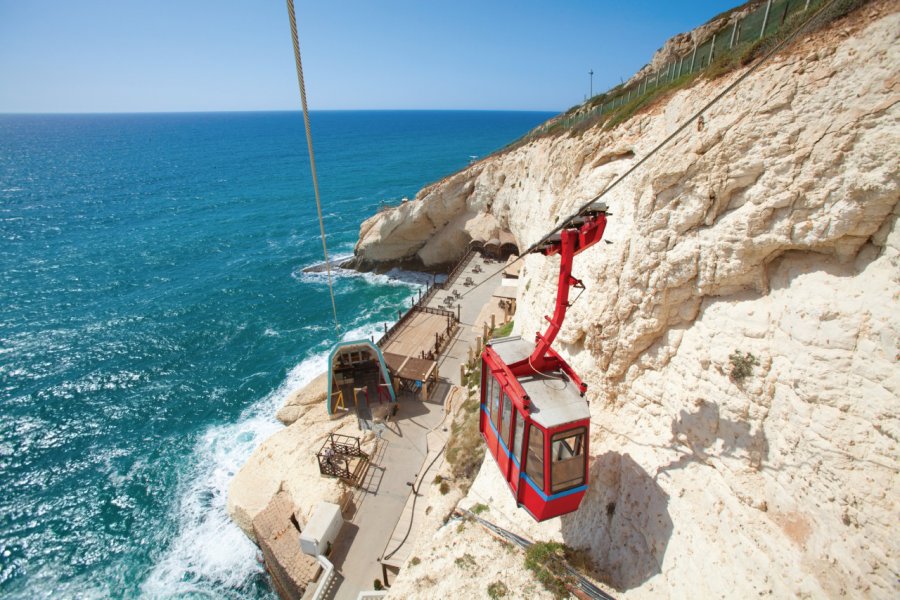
[427,253,509,379]
[326,395,443,600]
[323,253,507,599]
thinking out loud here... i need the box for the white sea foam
[295,262,435,291]
[142,352,328,598]
[142,317,394,596]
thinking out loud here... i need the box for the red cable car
[480,202,608,521]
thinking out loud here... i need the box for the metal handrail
[311,555,335,600]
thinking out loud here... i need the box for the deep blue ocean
[0,110,552,598]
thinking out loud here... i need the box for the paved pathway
[427,253,509,378]
[323,253,507,599]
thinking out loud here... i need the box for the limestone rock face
[369,4,900,598]
[275,372,328,425]
[227,408,371,543]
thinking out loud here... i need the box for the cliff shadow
[560,452,673,591]
[658,399,768,475]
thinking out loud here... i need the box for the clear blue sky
[0,1,741,113]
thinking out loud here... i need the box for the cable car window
[500,394,512,448]
[512,411,525,465]
[490,377,502,432]
[550,428,586,493]
[525,426,544,489]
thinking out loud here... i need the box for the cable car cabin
[479,201,608,521]
[481,336,590,520]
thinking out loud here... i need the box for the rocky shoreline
[347,2,900,597]
[228,2,899,597]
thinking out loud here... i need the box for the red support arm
[510,213,606,392]
[529,229,578,364]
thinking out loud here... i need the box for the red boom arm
[508,212,607,393]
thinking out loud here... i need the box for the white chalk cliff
[358,3,899,598]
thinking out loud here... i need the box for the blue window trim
[522,473,587,500]
[482,404,517,466]
[481,405,586,501]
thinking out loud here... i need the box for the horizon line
[0,107,564,116]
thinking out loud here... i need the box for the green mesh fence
[529,0,827,137]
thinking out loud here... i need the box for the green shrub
[454,553,476,570]
[524,542,575,599]
[445,385,485,491]
[487,580,509,598]
[439,480,450,495]
[729,350,759,381]
[470,503,489,515]
[410,556,421,566]
[492,320,514,338]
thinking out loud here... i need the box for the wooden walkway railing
[375,249,474,348]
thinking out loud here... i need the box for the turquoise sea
[0,110,553,598]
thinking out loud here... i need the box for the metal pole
[781,0,792,25]
[729,19,739,48]
[710,33,716,62]
[804,0,810,10]
[760,0,773,39]
[690,44,697,72]
[589,69,594,98]
[677,56,684,77]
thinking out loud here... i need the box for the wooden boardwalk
[381,311,451,359]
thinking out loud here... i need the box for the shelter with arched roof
[327,340,396,415]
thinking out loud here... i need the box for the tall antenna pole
[589,69,594,98]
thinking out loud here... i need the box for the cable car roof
[491,336,590,428]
